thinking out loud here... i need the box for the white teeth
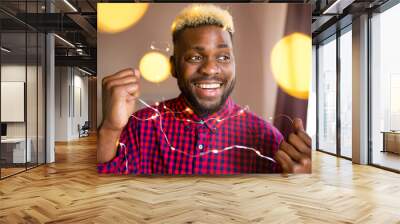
[196,83,221,89]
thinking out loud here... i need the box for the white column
[45,0,56,163]
[46,33,55,163]
[352,14,369,164]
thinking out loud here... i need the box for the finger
[133,68,141,79]
[275,150,295,173]
[102,68,136,84]
[102,68,134,84]
[300,157,311,170]
[293,157,312,173]
[292,118,312,146]
[126,94,139,102]
[280,141,303,163]
[293,164,306,173]
[119,83,139,113]
[120,82,139,96]
[274,152,287,173]
[293,118,305,132]
[106,82,138,102]
[288,133,311,156]
[132,89,140,99]
[105,75,139,91]
[274,154,289,177]
[126,84,140,101]
[297,130,312,147]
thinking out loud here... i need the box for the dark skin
[98,25,312,173]
[171,25,236,117]
[170,25,311,173]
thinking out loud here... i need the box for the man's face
[172,25,236,116]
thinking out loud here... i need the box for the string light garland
[119,98,295,172]
[268,114,295,140]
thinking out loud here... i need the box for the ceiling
[1,0,97,74]
[0,0,391,76]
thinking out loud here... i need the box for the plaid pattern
[98,94,283,174]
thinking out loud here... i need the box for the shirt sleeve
[271,126,284,173]
[97,116,140,174]
[263,122,284,173]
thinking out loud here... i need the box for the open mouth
[192,81,224,98]
[194,83,223,89]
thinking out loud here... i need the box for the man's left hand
[274,118,312,173]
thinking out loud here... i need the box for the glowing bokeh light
[98,3,149,34]
[271,32,311,100]
[139,52,171,83]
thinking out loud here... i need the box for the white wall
[55,67,69,141]
[72,73,89,138]
[1,65,36,138]
[54,67,89,141]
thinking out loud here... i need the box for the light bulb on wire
[139,41,172,83]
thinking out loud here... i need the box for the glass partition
[339,28,352,158]
[27,30,38,169]
[317,36,337,155]
[371,3,400,171]
[0,1,46,179]
[1,31,28,177]
[38,32,45,165]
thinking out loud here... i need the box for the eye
[187,55,202,63]
[216,55,231,62]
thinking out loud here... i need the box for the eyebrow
[191,43,230,51]
[217,43,229,48]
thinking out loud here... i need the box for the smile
[192,81,224,99]
[194,82,223,89]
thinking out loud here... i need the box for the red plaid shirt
[98,94,283,174]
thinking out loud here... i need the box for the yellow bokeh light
[98,3,149,34]
[271,33,311,100]
[139,52,171,83]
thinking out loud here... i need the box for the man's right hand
[101,68,140,132]
[97,68,140,163]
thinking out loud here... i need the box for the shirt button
[198,144,204,150]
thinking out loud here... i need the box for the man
[97,4,311,174]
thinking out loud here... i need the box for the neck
[181,95,226,118]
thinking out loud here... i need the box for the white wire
[125,98,278,164]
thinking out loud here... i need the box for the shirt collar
[169,94,236,131]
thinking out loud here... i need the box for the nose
[199,58,221,76]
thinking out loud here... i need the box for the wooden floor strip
[0,135,400,223]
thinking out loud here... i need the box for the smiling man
[97,4,311,174]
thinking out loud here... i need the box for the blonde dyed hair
[171,4,234,43]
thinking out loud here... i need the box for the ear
[170,56,177,78]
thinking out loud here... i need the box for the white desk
[1,138,31,163]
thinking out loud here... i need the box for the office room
[0,0,399,223]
